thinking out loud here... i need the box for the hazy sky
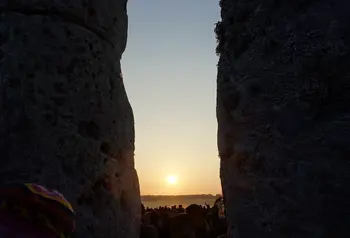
[122,0,221,195]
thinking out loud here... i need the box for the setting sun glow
[166,175,178,185]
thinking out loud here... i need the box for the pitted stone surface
[0,0,127,54]
[0,1,140,237]
[216,0,350,237]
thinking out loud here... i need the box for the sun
[166,175,178,185]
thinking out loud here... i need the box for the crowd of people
[141,198,227,238]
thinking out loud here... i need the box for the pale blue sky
[122,0,221,195]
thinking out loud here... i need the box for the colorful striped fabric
[0,183,76,237]
[24,183,75,214]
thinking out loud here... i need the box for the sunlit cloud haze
[122,0,221,195]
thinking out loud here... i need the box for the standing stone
[216,0,350,237]
[0,0,140,237]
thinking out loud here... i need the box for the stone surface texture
[0,0,140,237]
[216,0,350,237]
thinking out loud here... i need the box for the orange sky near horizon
[135,152,222,195]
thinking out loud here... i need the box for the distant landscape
[141,194,222,208]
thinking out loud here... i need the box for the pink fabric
[0,212,58,238]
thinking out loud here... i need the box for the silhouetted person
[141,203,146,216]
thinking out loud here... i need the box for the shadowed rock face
[0,0,140,237]
[216,0,350,238]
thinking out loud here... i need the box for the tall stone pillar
[0,0,140,237]
[216,1,350,237]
